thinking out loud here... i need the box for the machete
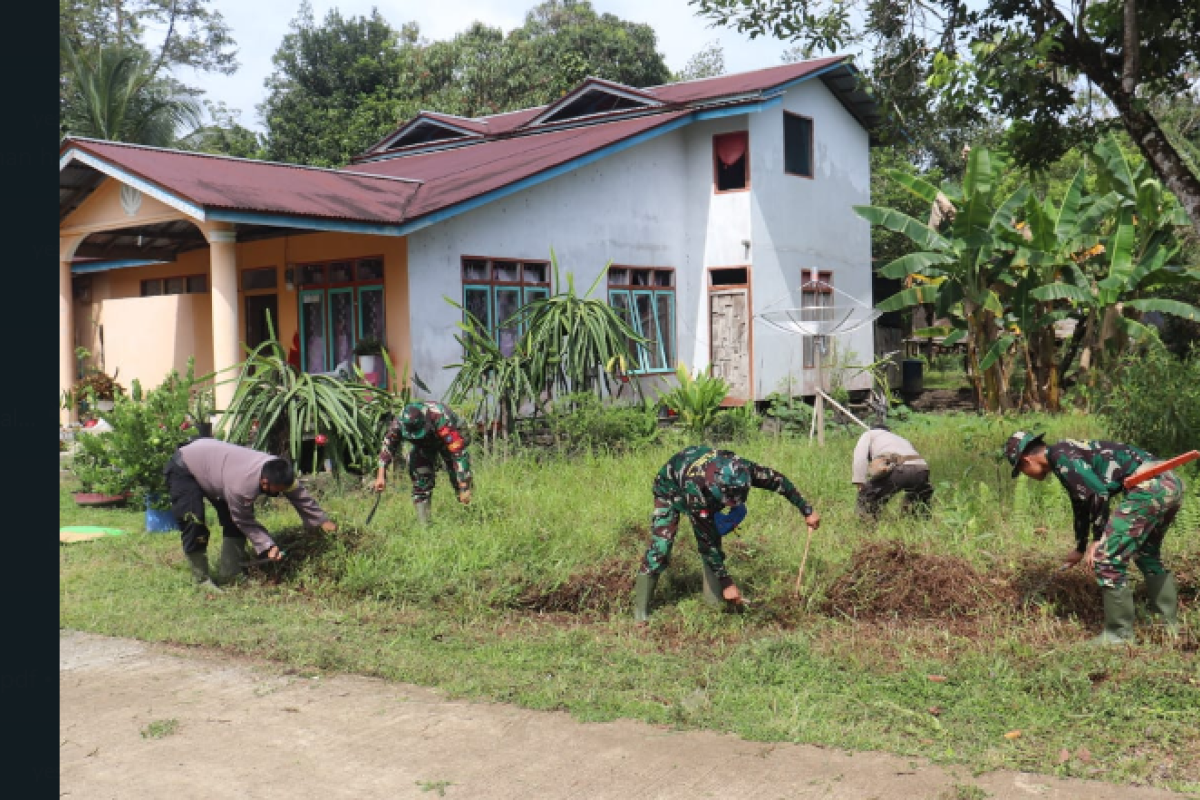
[1124,450,1200,490]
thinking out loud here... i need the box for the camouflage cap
[1004,430,1046,477]
[397,404,428,440]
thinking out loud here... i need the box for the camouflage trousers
[407,444,472,503]
[639,493,727,580]
[1094,472,1184,589]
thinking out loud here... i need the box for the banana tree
[856,148,1025,411]
[1001,166,1122,410]
[1029,135,1200,385]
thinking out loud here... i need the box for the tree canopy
[689,0,1200,232]
[260,0,672,167]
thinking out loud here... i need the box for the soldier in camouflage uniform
[1005,430,1184,644]
[374,401,473,525]
[634,445,820,622]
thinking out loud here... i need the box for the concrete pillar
[205,224,239,414]
[60,236,84,426]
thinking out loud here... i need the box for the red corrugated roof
[61,139,423,225]
[354,111,690,221]
[362,55,848,155]
[646,56,846,104]
[61,56,865,231]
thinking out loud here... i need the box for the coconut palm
[60,35,200,146]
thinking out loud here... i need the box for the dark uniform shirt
[654,445,813,525]
[1046,439,1155,552]
[377,401,468,468]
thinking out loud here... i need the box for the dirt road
[60,630,1188,799]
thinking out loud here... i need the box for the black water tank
[902,359,924,394]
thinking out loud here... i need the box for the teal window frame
[295,256,387,380]
[460,258,551,356]
[607,266,675,375]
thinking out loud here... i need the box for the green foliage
[71,360,213,506]
[538,392,660,452]
[657,363,729,436]
[64,413,1200,791]
[218,331,404,473]
[708,403,761,443]
[1093,345,1200,462]
[762,391,813,435]
[689,0,1200,232]
[59,34,202,146]
[262,0,672,166]
[512,253,647,400]
[445,308,537,436]
[72,370,124,404]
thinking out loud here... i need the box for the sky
[158,0,824,133]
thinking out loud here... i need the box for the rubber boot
[414,499,432,526]
[1091,585,1136,645]
[185,551,222,593]
[1144,572,1180,633]
[217,537,249,585]
[633,573,659,623]
[700,561,726,609]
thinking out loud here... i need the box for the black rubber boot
[1144,572,1180,633]
[217,537,249,585]
[1091,585,1136,645]
[185,551,222,593]
[634,573,659,623]
[700,561,726,609]
[414,499,432,526]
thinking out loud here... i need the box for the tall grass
[59,411,1200,792]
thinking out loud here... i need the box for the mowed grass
[59,411,1200,793]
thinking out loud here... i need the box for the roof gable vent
[529,79,661,127]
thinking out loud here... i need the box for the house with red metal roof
[59,55,881,418]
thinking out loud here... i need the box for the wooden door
[710,289,751,401]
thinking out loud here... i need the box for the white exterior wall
[407,132,692,399]
[748,82,874,396]
[407,77,873,402]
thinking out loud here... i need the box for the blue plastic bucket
[144,495,179,533]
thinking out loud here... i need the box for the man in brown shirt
[164,438,337,590]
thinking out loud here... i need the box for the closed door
[710,289,751,400]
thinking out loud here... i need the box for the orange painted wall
[77,231,410,388]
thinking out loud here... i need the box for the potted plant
[73,370,124,413]
[70,427,131,506]
[353,335,384,373]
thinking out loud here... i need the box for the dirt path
[60,630,1188,800]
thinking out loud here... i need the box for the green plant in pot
[353,336,386,387]
[71,361,212,511]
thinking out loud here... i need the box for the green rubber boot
[700,561,726,609]
[1091,585,1136,645]
[1144,572,1180,633]
[414,499,432,526]
[633,572,659,623]
[185,551,222,593]
[217,536,249,585]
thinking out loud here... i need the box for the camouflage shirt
[1046,439,1155,552]
[653,445,813,521]
[378,401,469,468]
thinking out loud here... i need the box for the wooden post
[816,393,825,447]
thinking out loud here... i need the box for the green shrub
[658,364,728,436]
[709,403,761,443]
[70,360,213,507]
[762,391,813,435]
[1094,344,1200,461]
[539,392,659,452]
